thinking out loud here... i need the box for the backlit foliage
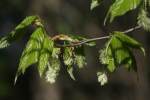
[0,0,149,86]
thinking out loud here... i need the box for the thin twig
[55,25,141,48]
[123,25,141,33]
[56,36,110,47]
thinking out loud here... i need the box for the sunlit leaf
[0,16,38,49]
[52,48,61,59]
[99,47,116,72]
[63,47,74,66]
[99,37,116,72]
[38,37,54,77]
[138,9,150,31]
[15,27,44,83]
[0,37,10,48]
[104,0,141,24]
[63,47,75,80]
[114,31,145,55]
[99,32,144,73]
[110,36,137,70]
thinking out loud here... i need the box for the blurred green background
[0,0,150,100]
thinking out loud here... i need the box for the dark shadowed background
[0,0,150,100]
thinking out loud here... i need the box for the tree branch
[56,36,110,47]
[123,25,141,33]
[55,25,141,48]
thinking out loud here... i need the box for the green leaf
[114,31,145,55]
[110,36,137,70]
[63,47,74,66]
[38,37,54,77]
[138,9,150,31]
[63,47,75,80]
[99,47,116,72]
[99,32,143,72]
[0,37,10,48]
[90,0,101,10]
[99,37,116,72]
[62,46,86,80]
[104,0,141,24]
[0,16,38,49]
[52,48,61,58]
[14,16,38,31]
[15,27,45,83]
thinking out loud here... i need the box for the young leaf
[104,0,141,24]
[0,16,38,49]
[99,37,117,72]
[114,31,145,55]
[38,37,54,77]
[110,36,137,70]
[99,47,116,72]
[63,47,75,80]
[97,72,108,86]
[90,0,101,10]
[0,37,10,48]
[52,48,61,59]
[15,27,45,82]
[99,32,144,73]
[138,9,150,31]
[14,16,38,31]
[63,47,74,66]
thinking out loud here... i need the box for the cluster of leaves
[90,0,148,85]
[0,0,148,86]
[0,16,93,84]
[99,32,145,72]
[91,0,150,29]
[97,32,145,85]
